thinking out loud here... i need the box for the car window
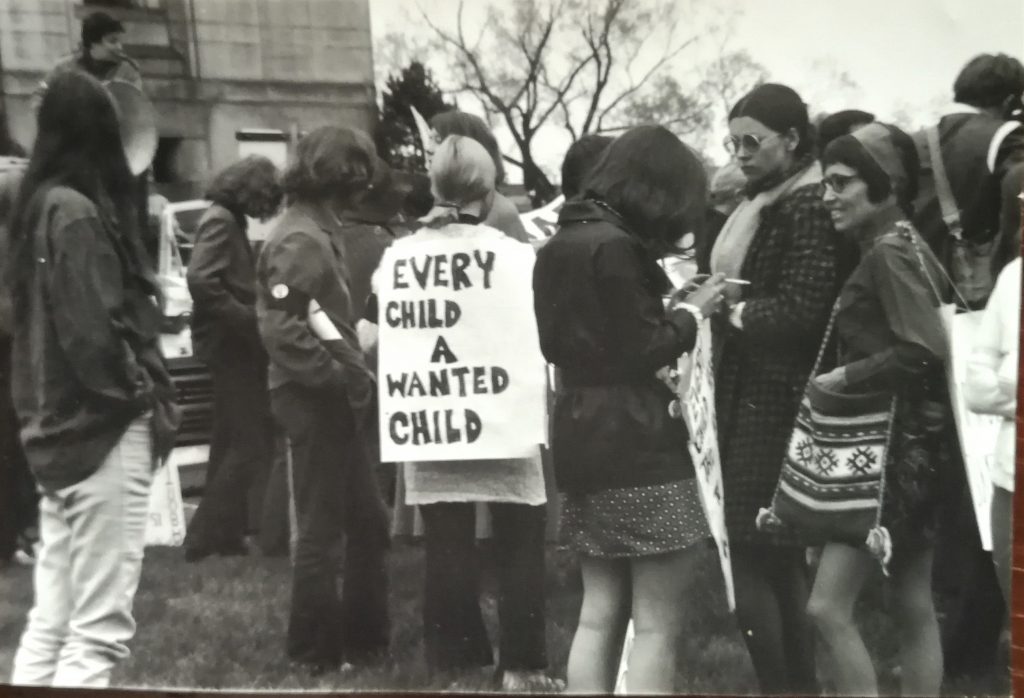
[172,206,208,268]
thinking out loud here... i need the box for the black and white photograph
[0,0,1021,694]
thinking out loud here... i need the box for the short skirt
[560,478,711,558]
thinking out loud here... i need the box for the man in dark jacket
[183,156,282,560]
[913,53,1024,308]
[35,11,142,102]
[916,53,1024,682]
[256,127,390,674]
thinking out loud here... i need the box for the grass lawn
[0,539,1011,694]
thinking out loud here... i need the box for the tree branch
[595,34,697,131]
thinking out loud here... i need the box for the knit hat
[849,122,909,199]
[81,12,124,49]
[729,83,811,153]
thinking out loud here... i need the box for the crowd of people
[0,10,1021,694]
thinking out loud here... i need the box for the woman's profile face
[821,162,877,233]
[727,116,796,186]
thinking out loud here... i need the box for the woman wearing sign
[429,111,531,243]
[391,135,560,691]
[533,125,728,693]
[807,122,951,696]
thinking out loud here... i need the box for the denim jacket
[11,186,175,491]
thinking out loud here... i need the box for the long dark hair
[8,71,152,322]
[582,125,708,255]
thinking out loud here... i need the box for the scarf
[709,156,823,279]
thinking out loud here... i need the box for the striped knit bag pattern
[757,301,896,545]
[773,379,895,540]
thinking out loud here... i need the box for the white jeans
[12,417,153,688]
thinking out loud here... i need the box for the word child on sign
[376,224,547,462]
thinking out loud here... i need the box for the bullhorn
[104,79,158,176]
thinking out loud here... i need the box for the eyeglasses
[723,132,783,155]
[820,173,859,195]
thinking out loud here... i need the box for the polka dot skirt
[560,479,712,558]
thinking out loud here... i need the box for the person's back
[920,53,1024,681]
[913,111,1021,249]
[911,53,1024,307]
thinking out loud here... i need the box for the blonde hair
[429,135,496,207]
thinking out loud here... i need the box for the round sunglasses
[722,132,783,156]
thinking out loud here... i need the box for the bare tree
[699,49,769,122]
[421,0,713,205]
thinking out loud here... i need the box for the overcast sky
[369,0,1024,181]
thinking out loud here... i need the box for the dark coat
[11,186,175,491]
[256,202,373,408]
[186,203,263,366]
[533,200,699,495]
[714,183,841,544]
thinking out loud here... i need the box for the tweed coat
[715,182,842,545]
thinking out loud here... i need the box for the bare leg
[806,542,877,696]
[627,546,702,694]
[565,555,631,693]
[890,548,943,696]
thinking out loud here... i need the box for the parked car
[156,200,214,490]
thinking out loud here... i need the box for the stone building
[0,0,376,198]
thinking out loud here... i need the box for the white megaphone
[104,79,158,176]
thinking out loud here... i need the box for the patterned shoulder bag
[757,300,898,572]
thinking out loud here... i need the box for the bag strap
[872,395,898,528]
[810,301,841,377]
[903,223,970,309]
[925,125,964,242]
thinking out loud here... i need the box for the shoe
[500,670,566,693]
[295,659,355,677]
[13,549,35,566]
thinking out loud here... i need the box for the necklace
[588,197,625,222]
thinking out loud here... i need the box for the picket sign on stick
[376,228,548,462]
[679,320,736,610]
[614,315,736,693]
[520,194,564,241]
[614,622,635,694]
[944,307,1000,550]
[144,458,187,547]
[409,105,435,168]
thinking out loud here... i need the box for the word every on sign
[392,250,496,291]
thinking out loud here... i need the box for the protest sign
[520,194,564,241]
[945,308,999,551]
[144,459,187,547]
[678,320,735,610]
[377,227,548,462]
[409,105,436,167]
